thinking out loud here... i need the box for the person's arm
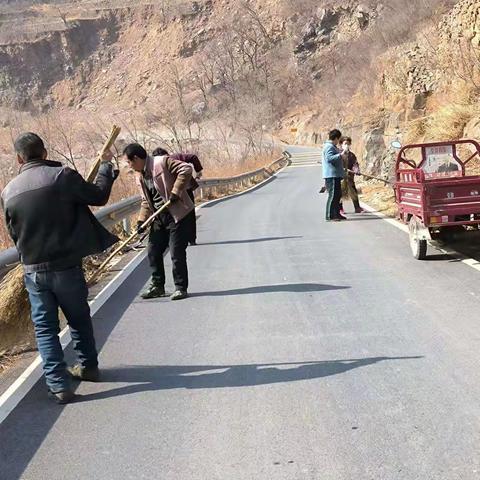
[1,192,18,244]
[63,160,117,207]
[138,195,153,224]
[134,173,153,231]
[2,208,17,244]
[326,144,342,164]
[165,157,193,198]
[190,155,203,174]
[349,152,360,171]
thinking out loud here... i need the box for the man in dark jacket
[123,144,193,301]
[339,136,364,214]
[1,132,119,404]
[152,147,203,245]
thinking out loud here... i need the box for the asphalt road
[2,147,480,479]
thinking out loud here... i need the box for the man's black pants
[186,189,197,243]
[148,213,189,291]
[325,177,342,220]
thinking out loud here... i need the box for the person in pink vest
[122,143,193,300]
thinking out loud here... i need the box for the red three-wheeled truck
[395,139,480,259]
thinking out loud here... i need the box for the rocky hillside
[0,0,476,179]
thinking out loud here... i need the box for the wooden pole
[86,125,121,183]
[347,169,391,185]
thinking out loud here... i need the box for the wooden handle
[86,125,121,183]
[347,169,391,185]
[88,201,172,285]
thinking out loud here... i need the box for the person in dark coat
[152,147,203,245]
[1,132,119,404]
[339,137,364,214]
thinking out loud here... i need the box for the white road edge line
[0,160,289,424]
[360,201,480,272]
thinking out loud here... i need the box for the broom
[88,201,171,285]
[347,169,392,185]
[0,126,121,351]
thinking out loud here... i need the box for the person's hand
[101,149,113,162]
[136,221,146,235]
[169,193,180,204]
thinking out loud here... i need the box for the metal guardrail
[0,154,289,277]
[196,155,288,200]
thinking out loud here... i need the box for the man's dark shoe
[48,389,75,405]
[67,364,100,382]
[337,214,348,220]
[141,284,166,299]
[171,290,188,301]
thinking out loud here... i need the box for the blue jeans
[24,266,98,392]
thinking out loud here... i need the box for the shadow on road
[198,235,302,246]
[76,356,423,402]
[341,216,382,222]
[424,253,460,262]
[190,283,350,297]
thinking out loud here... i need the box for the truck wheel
[409,217,427,260]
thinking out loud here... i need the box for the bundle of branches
[0,267,32,355]
[0,125,121,357]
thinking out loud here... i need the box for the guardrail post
[122,218,131,235]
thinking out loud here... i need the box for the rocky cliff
[0,0,476,179]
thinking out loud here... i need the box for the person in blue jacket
[323,129,347,221]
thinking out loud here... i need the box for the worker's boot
[67,364,100,382]
[171,290,188,301]
[48,389,75,405]
[354,201,364,214]
[141,283,166,299]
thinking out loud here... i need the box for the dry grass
[359,180,397,217]
[205,150,282,178]
[405,117,428,144]
[0,266,34,356]
[424,103,477,141]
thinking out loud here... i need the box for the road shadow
[198,236,302,246]
[342,216,382,222]
[76,356,423,402]
[0,257,150,480]
[424,253,459,262]
[190,283,350,297]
